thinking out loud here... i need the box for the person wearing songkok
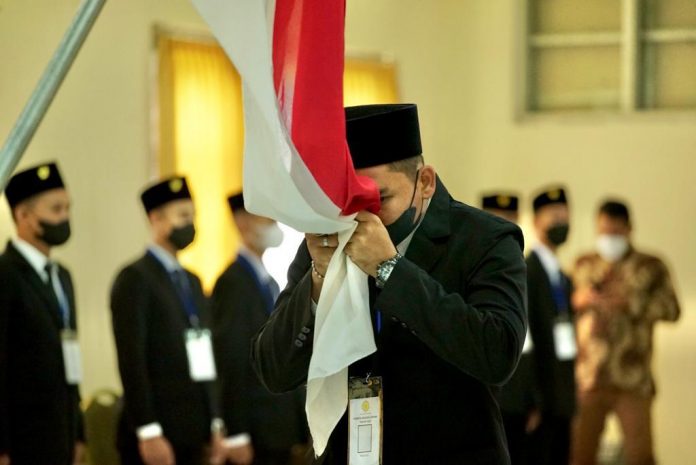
[482,193,520,224]
[251,104,528,464]
[0,161,85,465]
[483,193,541,465]
[571,200,680,465]
[110,176,226,465]
[526,186,577,465]
[211,193,308,465]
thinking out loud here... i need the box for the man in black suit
[211,193,307,465]
[483,194,541,465]
[527,187,576,465]
[251,104,528,464]
[0,162,85,465]
[110,176,225,465]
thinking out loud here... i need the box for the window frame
[517,0,696,119]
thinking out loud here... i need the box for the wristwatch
[376,253,402,289]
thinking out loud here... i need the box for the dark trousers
[531,415,571,465]
[255,448,292,465]
[502,413,532,465]
[118,437,204,465]
[572,389,655,465]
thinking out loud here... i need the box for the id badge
[184,329,217,382]
[61,330,83,385]
[348,375,383,465]
[522,329,534,354]
[553,318,577,361]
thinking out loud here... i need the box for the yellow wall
[0,1,694,462]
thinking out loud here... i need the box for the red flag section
[272,0,380,215]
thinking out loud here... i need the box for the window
[524,0,696,113]
[156,31,398,289]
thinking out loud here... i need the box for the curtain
[158,35,244,290]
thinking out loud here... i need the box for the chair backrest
[84,389,122,465]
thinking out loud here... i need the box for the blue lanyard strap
[169,269,200,327]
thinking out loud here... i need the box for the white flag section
[191,0,378,455]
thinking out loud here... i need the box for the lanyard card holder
[184,328,217,382]
[61,329,83,385]
[553,313,577,361]
[348,375,383,465]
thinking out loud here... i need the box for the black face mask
[385,170,424,246]
[38,219,71,246]
[547,223,570,246]
[168,223,196,250]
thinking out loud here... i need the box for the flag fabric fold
[192,0,380,455]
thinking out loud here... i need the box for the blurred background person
[110,177,225,465]
[483,193,541,465]
[528,187,577,465]
[212,193,308,465]
[571,200,681,465]
[0,162,85,465]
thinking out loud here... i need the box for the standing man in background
[110,176,225,465]
[571,200,680,465]
[483,193,541,465]
[212,193,307,465]
[0,162,85,465]
[527,187,576,465]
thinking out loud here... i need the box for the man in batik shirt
[571,200,681,465]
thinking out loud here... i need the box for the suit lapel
[143,252,191,327]
[5,242,63,328]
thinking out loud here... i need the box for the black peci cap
[345,104,422,169]
[5,162,66,209]
[533,186,568,212]
[482,193,519,212]
[227,191,245,212]
[140,176,192,213]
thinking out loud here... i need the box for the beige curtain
[158,37,398,289]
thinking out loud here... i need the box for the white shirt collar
[238,246,271,283]
[533,242,561,284]
[12,237,50,282]
[148,243,181,273]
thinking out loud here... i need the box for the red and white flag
[192,0,380,454]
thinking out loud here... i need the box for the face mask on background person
[546,223,570,247]
[256,223,284,249]
[597,234,629,262]
[36,218,71,246]
[168,223,196,250]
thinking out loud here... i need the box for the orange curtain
[158,36,244,290]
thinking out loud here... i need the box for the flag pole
[0,0,107,190]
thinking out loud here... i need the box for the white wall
[0,1,694,462]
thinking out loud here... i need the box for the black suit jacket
[251,179,527,465]
[110,252,217,449]
[496,352,539,416]
[211,257,307,451]
[526,251,576,418]
[0,241,83,464]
